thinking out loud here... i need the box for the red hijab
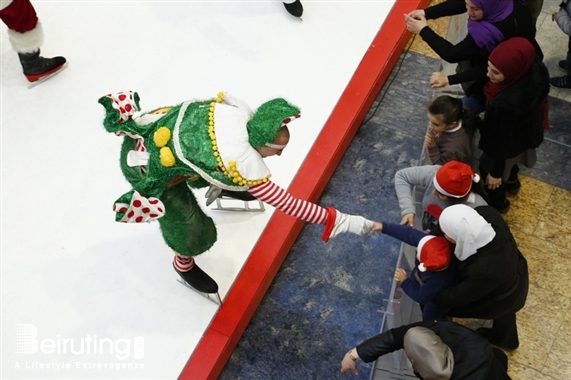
[483,37,535,106]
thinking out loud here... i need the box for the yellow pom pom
[153,127,171,148]
[159,147,176,167]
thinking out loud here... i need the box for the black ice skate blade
[27,62,68,89]
[210,196,265,212]
[176,278,222,305]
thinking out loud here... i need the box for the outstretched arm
[248,180,381,241]
[248,180,328,223]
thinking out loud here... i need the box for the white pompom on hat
[433,160,480,198]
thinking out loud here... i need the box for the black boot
[18,50,67,83]
[173,262,219,294]
[219,189,257,202]
[205,185,257,206]
[476,326,519,350]
[505,165,521,196]
[283,0,303,17]
[504,180,521,196]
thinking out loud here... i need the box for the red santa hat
[416,235,451,272]
[433,161,480,198]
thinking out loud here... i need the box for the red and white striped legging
[248,180,328,225]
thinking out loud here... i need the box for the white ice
[1,1,394,378]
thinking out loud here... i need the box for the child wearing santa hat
[378,221,458,321]
[395,160,487,233]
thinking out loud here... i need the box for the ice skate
[18,50,67,87]
[205,185,265,212]
[283,0,303,18]
[173,262,222,305]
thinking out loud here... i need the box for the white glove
[329,211,375,239]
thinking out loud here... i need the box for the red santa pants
[0,0,38,33]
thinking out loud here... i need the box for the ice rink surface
[1,1,394,378]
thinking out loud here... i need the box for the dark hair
[428,95,463,125]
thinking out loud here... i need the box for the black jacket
[434,206,529,319]
[421,0,542,98]
[356,320,511,379]
[478,56,549,177]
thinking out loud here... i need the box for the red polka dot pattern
[113,191,165,223]
[106,91,139,123]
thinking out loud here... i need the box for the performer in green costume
[100,91,381,297]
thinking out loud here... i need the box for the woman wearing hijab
[478,37,549,213]
[434,204,529,351]
[405,0,540,113]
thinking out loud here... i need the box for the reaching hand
[404,14,428,35]
[406,9,426,20]
[340,351,359,375]
[370,221,383,232]
[326,210,381,240]
[429,72,449,88]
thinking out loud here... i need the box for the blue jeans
[462,95,486,115]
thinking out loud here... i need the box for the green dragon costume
[100,90,377,297]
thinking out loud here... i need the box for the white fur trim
[214,102,271,180]
[0,0,14,11]
[8,22,43,53]
[416,235,435,262]
[171,101,247,191]
[219,92,253,117]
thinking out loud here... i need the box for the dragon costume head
[246,98,300,148]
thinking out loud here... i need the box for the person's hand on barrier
[400,213,415,227]
[430,72,449,88]
[404,14,427,35]
[406,9,425,20]
[394,268,408,283]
